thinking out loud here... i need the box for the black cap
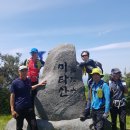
[111,68,121,75]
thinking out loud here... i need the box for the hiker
[79,51,96,87]
[10,65,47,130]
[109,68,128,130]
[79,51,103,120]
[81,68,110,130]
[24,48,45,108]
[79,50,103,88]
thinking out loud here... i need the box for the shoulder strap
[82,67,87,75]
[89,81,105,101]
[23,59,28,66]
[26,59,31,66]
[89,87,92,101]
[36,59,42,69]
[99,81,104,89]
[94,61,103,73]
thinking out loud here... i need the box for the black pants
[31,81,38,108]
[16,108,38,130]
[91,108,104,130]
[110,106,126,130]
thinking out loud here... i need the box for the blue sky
[0,0,130,74]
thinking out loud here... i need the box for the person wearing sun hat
[81,68,110,130]
[90,67,104,77]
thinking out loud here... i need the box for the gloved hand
[102,113,109,119]
[78,62,85,68]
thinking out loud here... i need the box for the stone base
[5,117,112,130]
[6,117,94,130]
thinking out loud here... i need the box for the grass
[0,115,11,130]
[108,115,130,130]
[108,87,130,130]
[126,116,130,130]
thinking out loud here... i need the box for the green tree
[0,88,10,114]
[124,72,130,114]
[103,73,110,83]
[0,53,22,88]
[0,52,22,114]
[125,72,130,88]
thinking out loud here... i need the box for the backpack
[81,60,103,76]
[94,61,103,73]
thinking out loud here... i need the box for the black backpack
[94,61,103,73]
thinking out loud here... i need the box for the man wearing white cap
[10,65,47,130]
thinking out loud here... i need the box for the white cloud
[77,42,130,73]
[0,0,55,12]
[98,29,112,37]
[87,42,130,51]
[0,0,91,17]
[0,25,121,38]
[1,21,130,39]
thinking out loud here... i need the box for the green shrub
[0,88,10,114]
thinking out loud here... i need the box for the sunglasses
[82,55,88,57]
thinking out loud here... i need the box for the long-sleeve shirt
[91,80,110,113]
[109,80,127,100]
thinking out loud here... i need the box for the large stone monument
[35,44,85,120]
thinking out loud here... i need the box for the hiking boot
[80,109,90,121]
[80,114,87,121]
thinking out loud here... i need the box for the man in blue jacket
[81,68,110,130]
